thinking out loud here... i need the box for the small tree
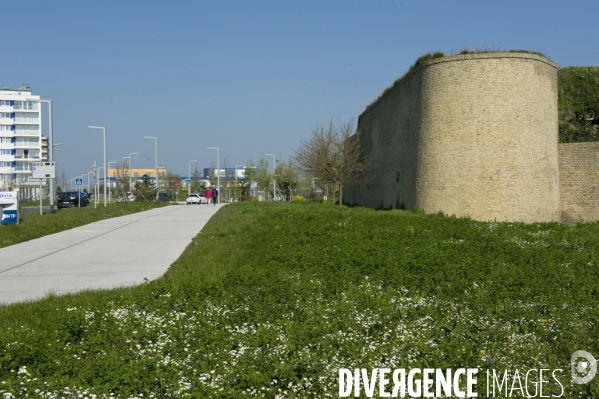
[164,172,182,199]
[295,119,367,205]
[134,174,157,201]
[208,162,218,188]
[192,167,201,193]
[242,159,257,199]
[256,158,272,197]
[275,157,299,201]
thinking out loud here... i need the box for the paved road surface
[0,204,223,305]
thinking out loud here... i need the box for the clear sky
[2,1,598,178]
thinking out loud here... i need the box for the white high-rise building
[0,85,44,198]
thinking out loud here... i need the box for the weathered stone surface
[347,52,562,223]
[558,142,599,223]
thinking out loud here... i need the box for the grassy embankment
[0,201,169,248]
[1,202,599,398]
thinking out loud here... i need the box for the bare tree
[275,157,299,201]
[164,172,182,199]
[295,119,367,205]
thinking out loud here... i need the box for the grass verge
[1,202,598,398]
[0,201,169,249]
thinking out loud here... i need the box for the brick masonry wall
[558,142,599,223]
[346,52,561,223]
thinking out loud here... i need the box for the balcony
[13,103,39,111]
[14,119,39,124]
[0,167,14,174]
[14,143,40,149]
[14,129,39,136]
[14,154,40,160]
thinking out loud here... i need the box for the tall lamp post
[128,152,139,193]
[28,99,54,212]
[144,136,158,198]
[266,153,276,201]
[87,171,92,192]
[188,160,197,192]
[88,126,107,207]
[108,161,118,202]
[208,147,219,203]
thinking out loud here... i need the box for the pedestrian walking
[205,188,212,205]
[211,188,218,205]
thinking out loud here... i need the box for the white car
[187,194,200,204]
[187,193,209,205]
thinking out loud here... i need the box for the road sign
[175,181,180,187]
[0,191,18,225]
[75,178,83,186]
[31,162,56,179]
[185,179,191,184]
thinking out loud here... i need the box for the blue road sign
[1,209,17,225]
[76,178,83,186]
[185,179,191,184]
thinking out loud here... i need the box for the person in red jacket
[205,188,212,204]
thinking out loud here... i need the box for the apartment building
[0,85,44,198]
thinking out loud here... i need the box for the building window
[0,138,11,143]
[0,100,11,106]
[1,149,12,155]
[15,126,39,135]
[14,112,39,123]
[0,125,12,131]
[13,101,38,111]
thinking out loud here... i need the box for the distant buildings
[0,85,46,198]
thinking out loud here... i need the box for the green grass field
[0,201,169,248]
[1,202,598,398]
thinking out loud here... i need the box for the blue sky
[2,1,598,178]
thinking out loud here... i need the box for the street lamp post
[128,152,139,193]
[77,175,84,208]
[208,147,219,203]
[88,126,107,207]
[266,153,276,201]
[144,136,158,198]
[188,160,197,192]
[87,171,92,192]
[108,161,117,202]
[28,99,55,212]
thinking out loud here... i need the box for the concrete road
[0,204,223,305]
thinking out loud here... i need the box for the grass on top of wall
[0,201,168,248]
[366,47,549,110]
[0,202,598,398]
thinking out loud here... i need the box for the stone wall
[346,52,562,223]
[558,142,599,223]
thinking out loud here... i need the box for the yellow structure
[108,168,166,180]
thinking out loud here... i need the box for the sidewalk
[0,204,223,305]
